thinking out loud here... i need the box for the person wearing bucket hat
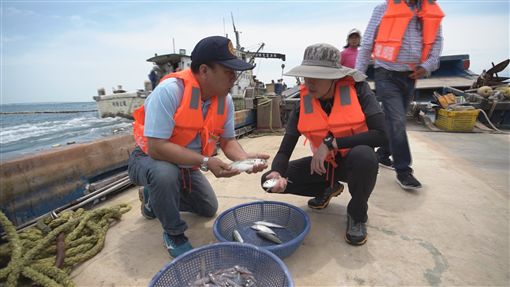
[260,43,388,245]
[129,35,269,258]
[340,28,362,68]
[356,0,444,190]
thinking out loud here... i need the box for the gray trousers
[128,146,218,235]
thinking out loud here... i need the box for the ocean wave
[0,116,130,144]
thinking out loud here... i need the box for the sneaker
[308,183,344,209]
[377,154,395,170]
[138,186,156,219]
[396,173,422,190]
[345,214,367,246]
[163,232,193,258]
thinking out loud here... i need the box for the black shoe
[345,214,367,246]
[308,183,344,210]
[396,173,422,190]
[377,154,394,170]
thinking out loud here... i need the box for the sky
[1,0,509,104]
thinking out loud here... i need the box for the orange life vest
[373,0,444,63]
[297,78,368,158]
[132,69,227,156]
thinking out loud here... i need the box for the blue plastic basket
[213,201,310,259]
[149,242,293,287]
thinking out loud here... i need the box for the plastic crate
[435,108,480,132]
[149,242,293,287]
[213,201,310,259]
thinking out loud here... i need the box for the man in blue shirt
[128,36,269,258]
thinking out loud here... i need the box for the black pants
[261,145,378,222]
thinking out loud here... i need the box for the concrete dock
[71,128,509,286]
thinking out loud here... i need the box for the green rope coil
[0,203,131,287]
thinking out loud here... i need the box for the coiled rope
[0,203,131,287]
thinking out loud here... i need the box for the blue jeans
[128,146,218,235]
[374,68,416,175]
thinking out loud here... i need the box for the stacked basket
[150,201,310,286]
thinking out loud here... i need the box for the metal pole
[12,176,132,233]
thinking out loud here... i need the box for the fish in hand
[262,177,292,192]
[230,158,267,172]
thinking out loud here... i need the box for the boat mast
[231,12,242,51]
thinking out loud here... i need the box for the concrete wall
[0,134,135,226]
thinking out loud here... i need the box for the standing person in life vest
[260,43,388,245]
[356,0,444,190]
[340,28,362,69]
[129,36,269,258]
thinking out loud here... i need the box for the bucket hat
[344,28,362,48]
[284,43,366,81]
[348,28,362,38]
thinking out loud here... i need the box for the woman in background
[340,28,361,69]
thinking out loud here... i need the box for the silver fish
[250,224,276,235]
[256,230,282,244]
[262,177,293,191]
[254,220,284,229]
[230,158,266,172]
[232,229,244,243]
[262,178,278,190]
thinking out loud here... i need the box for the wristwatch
[323,134,335,150]
[200,157,209,172]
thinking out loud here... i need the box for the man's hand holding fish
[229,153,270,173]
[208,157,242,178]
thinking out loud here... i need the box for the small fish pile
[229,158,266,172]
[232,220,285,245]
[188,265,256,287]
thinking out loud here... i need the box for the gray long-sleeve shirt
[355,1,443,74]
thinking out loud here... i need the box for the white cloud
[1,35,27,43]
[68,14,98,28]
[6,7,36,17]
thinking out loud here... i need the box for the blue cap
[191,36,254,71]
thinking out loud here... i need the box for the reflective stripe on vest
[373,0,444,63]
[132,69,227,156]
[297,78,368,157]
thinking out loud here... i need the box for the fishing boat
[93,18,285,121]
[92,52,191,119]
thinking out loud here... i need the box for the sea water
[0,102,132,161]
